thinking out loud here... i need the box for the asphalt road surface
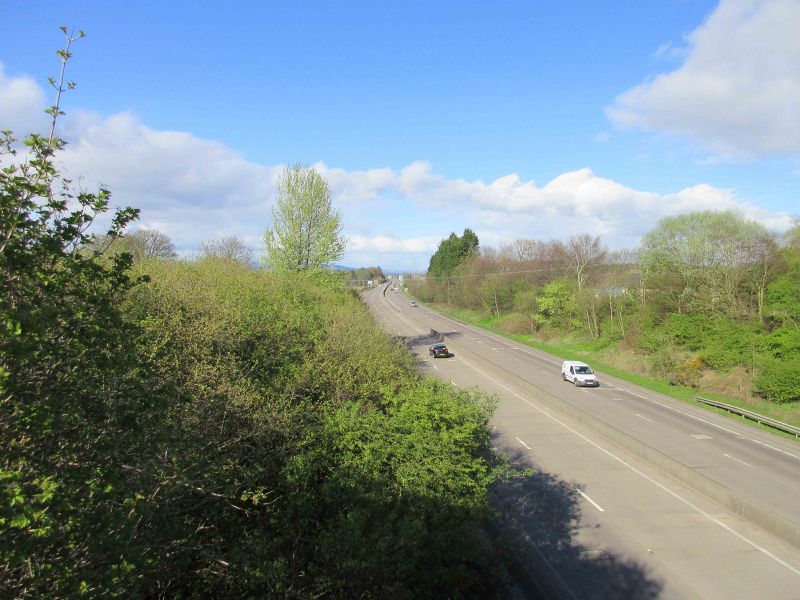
[364,283,800,600]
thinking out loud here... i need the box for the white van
[561,360,599,387]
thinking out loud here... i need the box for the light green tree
[640,210,775,317]
[263,164,345,272]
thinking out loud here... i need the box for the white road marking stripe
[743,437,800,462]
[432,365,438,371]
[628,391,800,462]
[723,453,753,468]
[516,437,531,450]
[577,489,605,512]
[634,413,654,423]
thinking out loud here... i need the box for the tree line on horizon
[414,215,800,404]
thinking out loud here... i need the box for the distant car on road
[429,342,451,358]
[561,360,599,387]
[410,300,417,307]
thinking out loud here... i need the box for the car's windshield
[575,366,593,374]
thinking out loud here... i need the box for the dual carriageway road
[364,282,800,600]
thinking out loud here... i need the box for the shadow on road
[398,332,457,359]
[491,441,664,599]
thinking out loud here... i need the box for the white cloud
[0,63,48,137]
[347,234,439,253]
[1,62,792,272]
[607,0,800,159]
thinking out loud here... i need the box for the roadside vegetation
[1,34,508,598]
[409,216,800,425]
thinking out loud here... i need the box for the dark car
[429,342,451,358]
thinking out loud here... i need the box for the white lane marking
[451,380,457,386]
[629,393,800,462]
[577,489,605,512]
[452,352,800,577]
[432,364,439,371]
[723,453,754,468]
[743,437,800,462]
[635,413,654,423]
[516,437,532,450]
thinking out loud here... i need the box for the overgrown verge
[1,116,508,597]
[2,255,508,598]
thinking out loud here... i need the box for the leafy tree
[427,228,479,280]
[640,211,775,317]
[263,164,345,272]
[199,235,254,264]
[1,29,147,596]
[536,278,573,327]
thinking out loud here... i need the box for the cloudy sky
[2,0,798,271]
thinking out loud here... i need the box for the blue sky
[2,0,798,271]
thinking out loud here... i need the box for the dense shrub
[754,357,800,404]
[115,260,507,597]
[3,218,505,596]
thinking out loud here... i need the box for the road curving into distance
[364,282,800,600]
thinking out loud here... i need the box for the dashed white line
[723,453,753,468]
[635,413,654,423]
[432,364,439,371]
[577,489,605,512]
[516,437,532,450]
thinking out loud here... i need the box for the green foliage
[754,357,800,403]
[119,262,504,597]
[427,228,479,279]
[765,247,800,329]
[283,380,502,598]
[2,38,503,597]
[1,126,147,595]
[415,215,795,405]
[535,278,573,327]
[640,210,774,317]
[263,164,346,272]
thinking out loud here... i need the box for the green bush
[765,327,800,360]
[754,357,800,404]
